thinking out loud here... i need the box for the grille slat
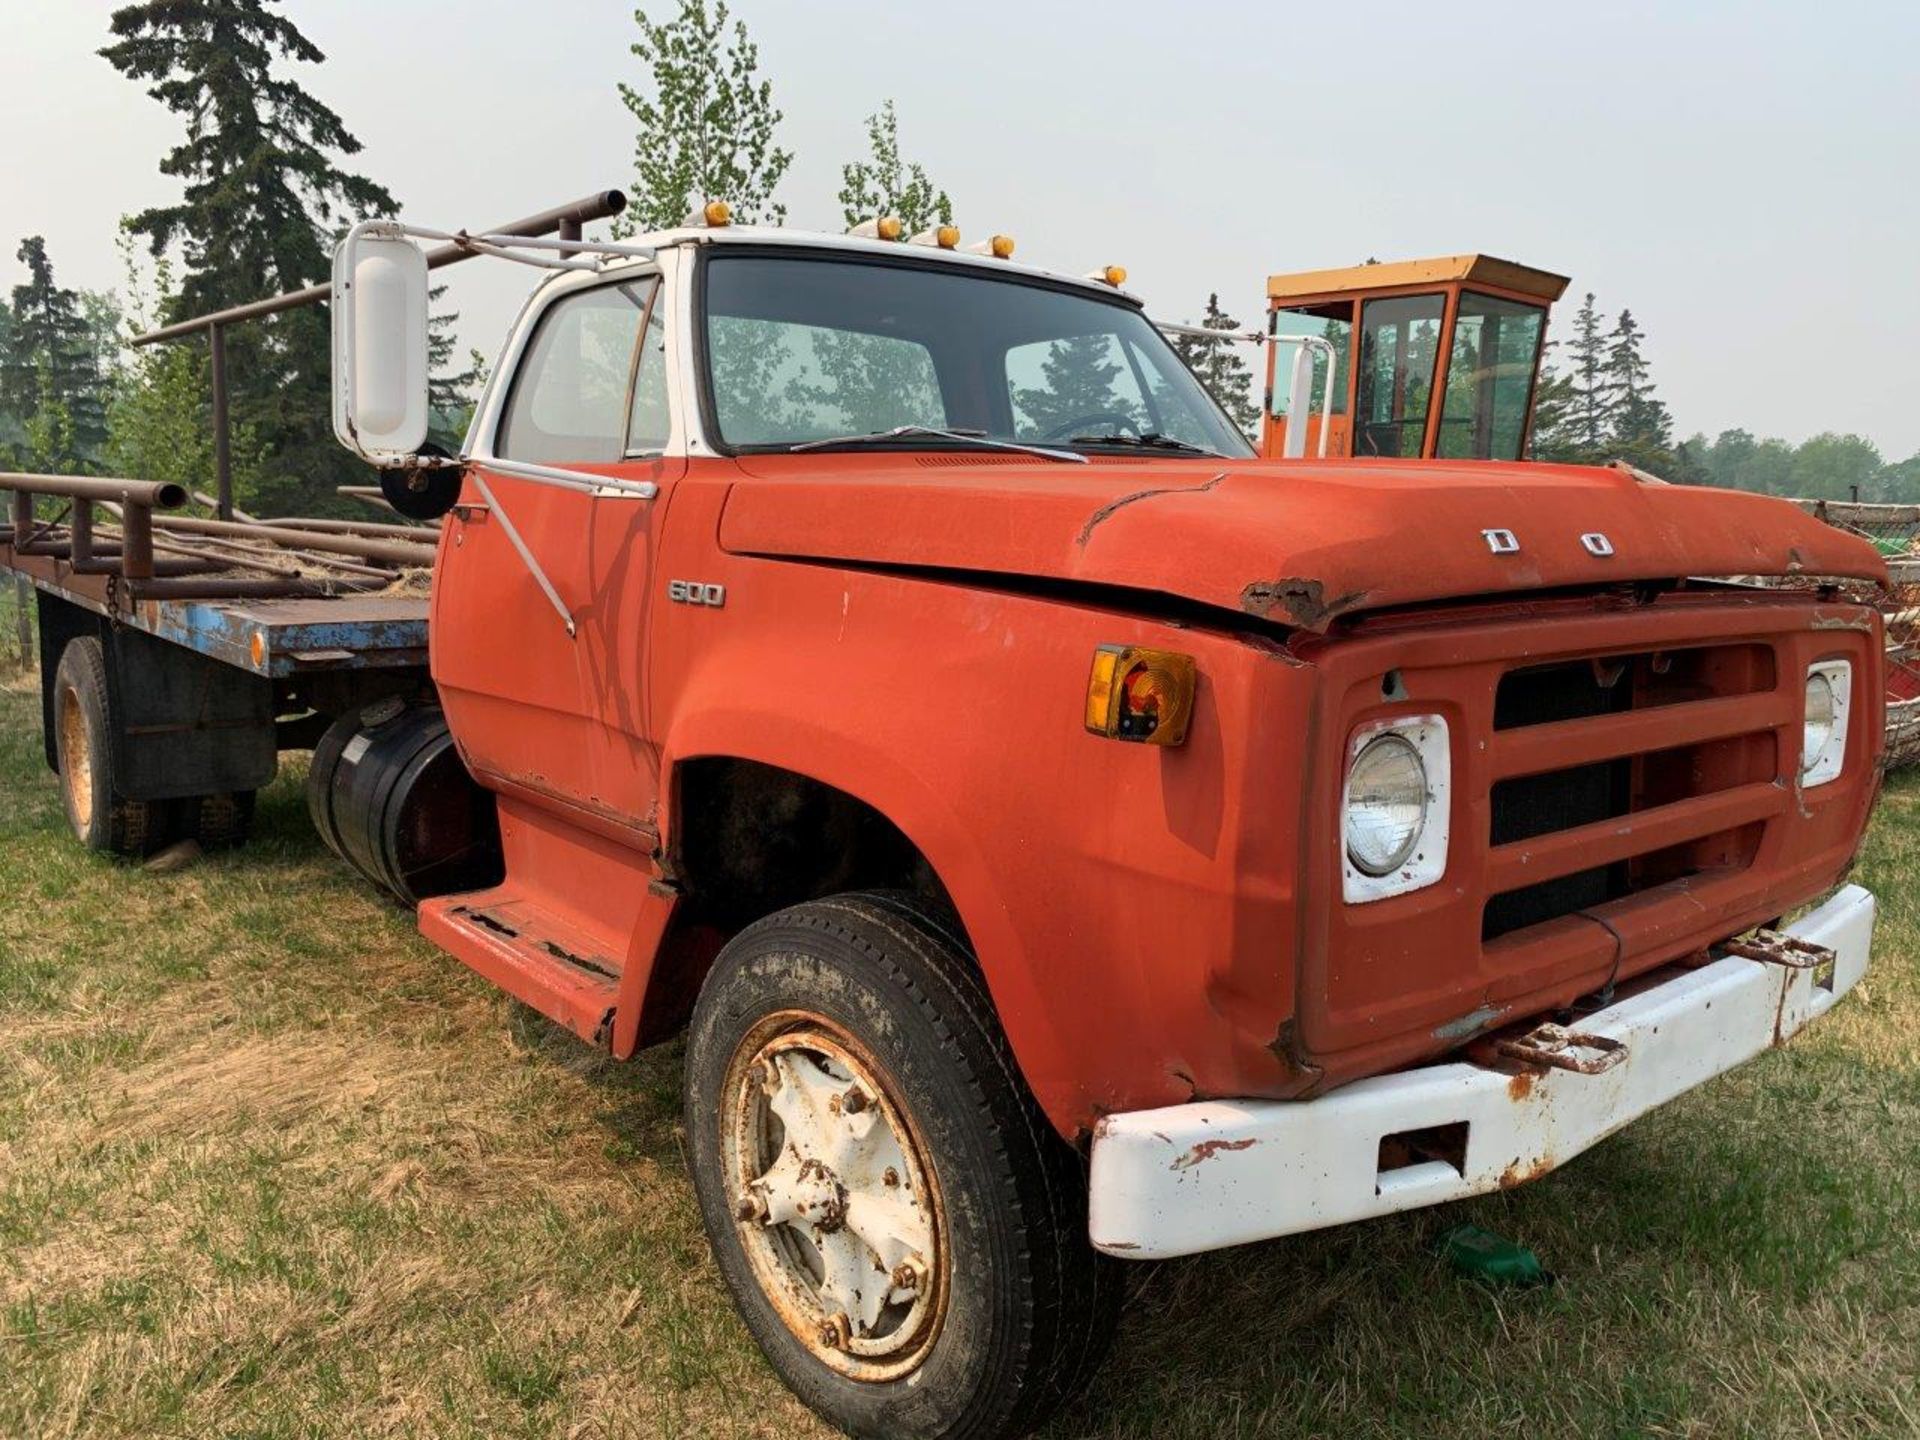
[1478,642,1786,944]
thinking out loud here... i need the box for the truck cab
[1262,253,1567,462]
[319,210,1888,1440]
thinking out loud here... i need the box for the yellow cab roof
[1266,254,1570,304]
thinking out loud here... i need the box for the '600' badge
[668,579,726,607]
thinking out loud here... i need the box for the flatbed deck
[3,547,428,678]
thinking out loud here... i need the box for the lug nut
[735,1189,769,1224]
[754,1058,781,1092]
[891,1256,927,1292]
[841,1088,870,1115]
[817,1311,852,1349]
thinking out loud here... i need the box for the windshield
[700,252,1255,458]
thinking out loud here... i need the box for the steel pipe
[126,576,388,601]
[0,472,189,511]
[266,516,441,540]
[131,190,628,346]
[141,513,437,568]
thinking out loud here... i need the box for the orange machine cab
[1261,253,1570,462]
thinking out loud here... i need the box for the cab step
[418,886,623,1045]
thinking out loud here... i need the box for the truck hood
[719,455,1888,628]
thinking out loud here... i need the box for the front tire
[683,893,1118,1440]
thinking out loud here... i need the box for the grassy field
[1,622,1916,1437]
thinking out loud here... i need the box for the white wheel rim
[723,1011,947,1381]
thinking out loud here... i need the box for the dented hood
[718,455,1888,627]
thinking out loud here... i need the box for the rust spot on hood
[1169,1138,1257,1171]
[1240,576,1365,630]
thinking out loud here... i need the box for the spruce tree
[1171,294,1259,438]
[2,237,112,471]
[615,0,792,233]
[838,101,952,233]
[1603,308,1677,473]
[102,0,396,513]
[1563,292,1615,459]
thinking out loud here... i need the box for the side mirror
[331,227,430,463]
[1277,343,1314,458]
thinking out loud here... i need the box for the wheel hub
[725,1015,946,1380]
[59,687,93,830]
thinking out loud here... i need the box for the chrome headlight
[1343,715,1450,903]
[1345,735,1426,876]
[1801,660,1851,787]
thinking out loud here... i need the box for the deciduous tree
[838,101,952,233]
[615,0,792,233]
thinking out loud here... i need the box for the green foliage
[1682,427,1919,503]
[104,230,265,497]
[1171,294,1259,437]
[1,237,115,472]
[1532,294,1695,477]
[838,101,952,234]
[101,0,395,514]
[426,288,483,453]
[614,0,792,234]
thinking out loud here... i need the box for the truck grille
[1480,643,1781,943]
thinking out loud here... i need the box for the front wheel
[683,893,1118,1440]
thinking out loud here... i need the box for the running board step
[418,887,622,1045]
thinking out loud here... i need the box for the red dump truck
[3,196,1889,1439]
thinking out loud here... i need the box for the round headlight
[1802,671,1837,773]
[1345,733,1429,877]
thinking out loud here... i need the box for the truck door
[432,272,683,846]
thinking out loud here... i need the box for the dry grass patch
[0,660,1915,1439]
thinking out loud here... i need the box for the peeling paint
[1239,575,1366,630]
[1168,1137,1256,1171]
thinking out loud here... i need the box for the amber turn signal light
[1085,646,1197,746]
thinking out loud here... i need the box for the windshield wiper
[1066,432,1223,458]
[785,425,1087,465]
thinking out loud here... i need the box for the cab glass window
[498,280,653,463]
[626,298,671,454]
[701,254,1253,458]
[1436,292,1547,461]
[707,313,946,445]
[1269,301,1351,416]
[1354,293,1444,456]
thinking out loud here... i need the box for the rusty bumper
[1088,884,1875,1260]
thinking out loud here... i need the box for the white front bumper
[1089,884,1875,1260]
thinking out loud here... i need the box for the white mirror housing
[332,225,430,463]
[1281,344,1314,457]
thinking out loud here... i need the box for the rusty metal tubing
[130,190,628,346]
[141,513,436,568]
[126,575,389,601]
[267,516,441,540]
[119,502,155,579]
[0,472,189,511]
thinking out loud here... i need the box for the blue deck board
[13,568,428,677]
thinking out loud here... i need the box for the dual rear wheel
[684,892,1120,1440]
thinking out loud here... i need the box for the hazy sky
[4,0,1916,457]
